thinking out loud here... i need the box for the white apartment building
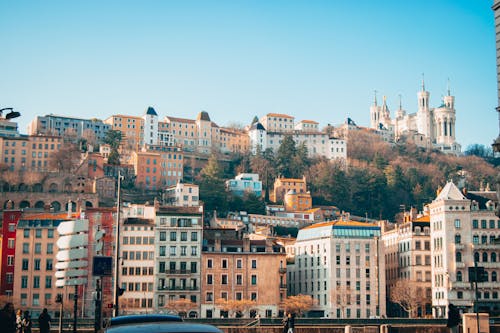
[120,204,156,314]
[154,206,204,318]
[259,113,295,133]
[163,182,200,207]
[429,182,500,317]
[287,220,386,318]
[225,173,262,197]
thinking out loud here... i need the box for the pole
[95,278,102,333]
[73,285,78,333]
[59,298,63,333]
[113,171,122,317]
[474,259,480,333]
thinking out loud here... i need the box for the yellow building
[104,114,144,149]
[271,176,307,203]
[284,190,312,212]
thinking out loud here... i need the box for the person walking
[287,313,295,333]
[38,309,51,333]
[281,312,289,333]
[0,303,16,333]
[15,309,23,333]
[21,311,32,333]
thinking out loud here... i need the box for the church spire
[421,73,425,91]
[373,90,378,106]
[447,77,451,96]
[398,94,402,110]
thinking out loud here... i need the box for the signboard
[55,269,88,279]
[57,219,89,235]
[55,277,88,287]
[56,234,88,249]
[93,256,112,276]
[55,260,88,270]
[56,248,88,261]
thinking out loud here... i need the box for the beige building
[429,182,500,317]
[163,182,199,207]
[120,204,156,314]
[201,230,287,318]
[288,219,386,319]
[104,114,144,149]
[381,213,432,317]
[259,113,295,133]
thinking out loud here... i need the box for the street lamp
[0,107,21,120]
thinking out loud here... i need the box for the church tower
[433,81,456,147]
[417,76,432,138]
[370,91,380,129]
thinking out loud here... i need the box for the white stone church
[369,80,461,155]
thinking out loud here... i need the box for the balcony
[279,268,287,274]
[455,262,465,268]
[165,269,193,275]
[157,286,199,291]
[280,284,287,289]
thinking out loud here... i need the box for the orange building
[218,128,249,154]
[200,231,287,318]
[130,146,184,190]
[104,114,144,149]
[271,176,307,203]
[283,190,312,212]
[0,135,63,172]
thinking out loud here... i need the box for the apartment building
[381,213,432,317]
[120,204,156,314]
[154,206,204,317]
[429,182,500,317]
[271,176,307,203]
[163,182,199,207]
[104,114,144,149]
[200,230,287,318]
[287,220,386,319]
[226,173,262,198]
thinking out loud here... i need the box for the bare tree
[390,279,426,318]
[22,171,44,192]
[280,294,315,316]
[49,142,82,173]
[164,298,196,318]
[215,298,256,318]
[2,170,20,191]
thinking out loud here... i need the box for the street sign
[55,277,88,287]
[57,219,89,235]
[55,269,88,279]
[56,234,88,249]
[56,248,88,261]
[55,260,88,270]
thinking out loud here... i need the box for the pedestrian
[287,313,295,333]
[38,308,51,333]
[281,312,289,333]
[21,311,32,333]
[16,309,23,333]
[0,302,16,333]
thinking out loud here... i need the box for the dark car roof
[106,322,223,333]
[110,314,183,326]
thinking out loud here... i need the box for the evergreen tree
[197,154,228,217]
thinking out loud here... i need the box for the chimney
[214,232,222,252]
[243,234,251,252]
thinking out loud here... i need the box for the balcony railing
[165,269,193,274]
[157,286,199,291]
[279,268,287,274]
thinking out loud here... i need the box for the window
[21,276,28,288]
[472,220,478,229]
[236,274,242,285]
[251,260,257,269]
[34,259,41,271]
[251,275,257,285]
[455,234,461,244]
[191,232,198,241]
[207,274,213,285]
[22,259,29,270]
[33,276,40,288]
[236,259,242,269]
[457,271,463,282]
[181,232,187,241]
[455,252,462,262]
[35,243,41,254]
[222,259,228,269]
[47,244,53,254]
[45,277,52,288]
[7,256,14,266]
[159,232,166,241]
[221,274,228,284]
[169,246,176,256]
[454,219,461,228]
[170,232,177,241]
[47,229,54,238]
[35,229,42,238]
[206,292,213,302]
[207,259,213,268]
[23,243,29,254]
[481,220,487,228]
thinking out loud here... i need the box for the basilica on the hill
[369,80,461,154]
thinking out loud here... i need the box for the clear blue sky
[0,0,497,149]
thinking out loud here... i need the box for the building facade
[154,206,204,317]
[287,220,386,319]
[226,173,262,198]
[429,182,500,317]
[163,182,199,207]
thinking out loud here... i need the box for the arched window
[455,234,461,244]
[492,271,497,282]
[482,252,488,262]
[456,252,462,262]
[456,271,463,282]
[474,252,480,263]
[492,253,497,263]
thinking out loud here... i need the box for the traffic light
[55,294,63,303]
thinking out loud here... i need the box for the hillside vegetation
[220,131,498,221]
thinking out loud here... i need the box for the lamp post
[471,245,480,333]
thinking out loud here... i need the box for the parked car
[105,314,222,333]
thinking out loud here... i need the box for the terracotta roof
[299,120,319,124]
[164,116,196,124]
[265,113,294,118]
